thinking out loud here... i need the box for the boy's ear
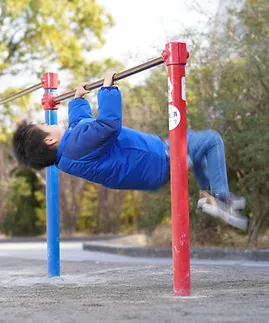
[44,136,57,146]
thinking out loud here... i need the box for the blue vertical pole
[44,88,60,277]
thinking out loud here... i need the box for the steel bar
[0,83,42,105]
[54,56,164,102]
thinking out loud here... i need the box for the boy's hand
[74,82,91,99]
[103,71,116,87]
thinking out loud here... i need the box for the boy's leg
[187,129,226,207]
[187,129,247,230]
[187,129,229,199]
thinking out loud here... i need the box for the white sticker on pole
[168,77,173,103]
[168,105,181,130]
[182,77,186,101]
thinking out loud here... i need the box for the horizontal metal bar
[0,83,42,105]
[0,56,164,105]
[54,56,164,103]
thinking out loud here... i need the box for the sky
[90,0,220,73]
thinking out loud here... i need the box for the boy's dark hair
[12,120,57,170]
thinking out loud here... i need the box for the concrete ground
[0,241,268,323]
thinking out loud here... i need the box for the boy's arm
[68,82,93,128]
[68,86,122,158]
[97,85,122,132]
[68,98,93,128]
[66,73,122,158]
[96,70,122,133]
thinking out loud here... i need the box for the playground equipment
[0,41,190,296]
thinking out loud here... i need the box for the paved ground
[0,242,268,323]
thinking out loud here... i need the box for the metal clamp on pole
[41,72,60,278]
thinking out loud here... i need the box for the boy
[12,71,248,230]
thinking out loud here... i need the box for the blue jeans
[164,129,229,199]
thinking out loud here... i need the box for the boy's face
[37,124,65,147]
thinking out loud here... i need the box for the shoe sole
[202,204,248,230]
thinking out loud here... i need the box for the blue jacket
[55,86,170,190]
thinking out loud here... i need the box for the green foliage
[216,0,269,243]
[76,183,98,232]
[123,66,168,138]
[3,168,46,236]
[0,0,114,77]
[0,0,119,167]
[137,185,170,235]
[184,0,269,244]
[119,191,143,233]
[0,0,122,237]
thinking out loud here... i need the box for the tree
[219,0,269,244]
[123,0,269,246]
[3,168,46,236]
[181,0,269,245]
[0,0,121,236]
[0,0,114,78]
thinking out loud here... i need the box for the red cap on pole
[163,41,191,296]
[41,73,60,110]
[41,72,60,89]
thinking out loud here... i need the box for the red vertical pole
[163,41,190,296]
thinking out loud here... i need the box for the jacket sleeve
[65,87,122,159]
[68,98,93,128]
[97,86,122,131]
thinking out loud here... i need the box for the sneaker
[197,190,246,210]
[201,195,248,230]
